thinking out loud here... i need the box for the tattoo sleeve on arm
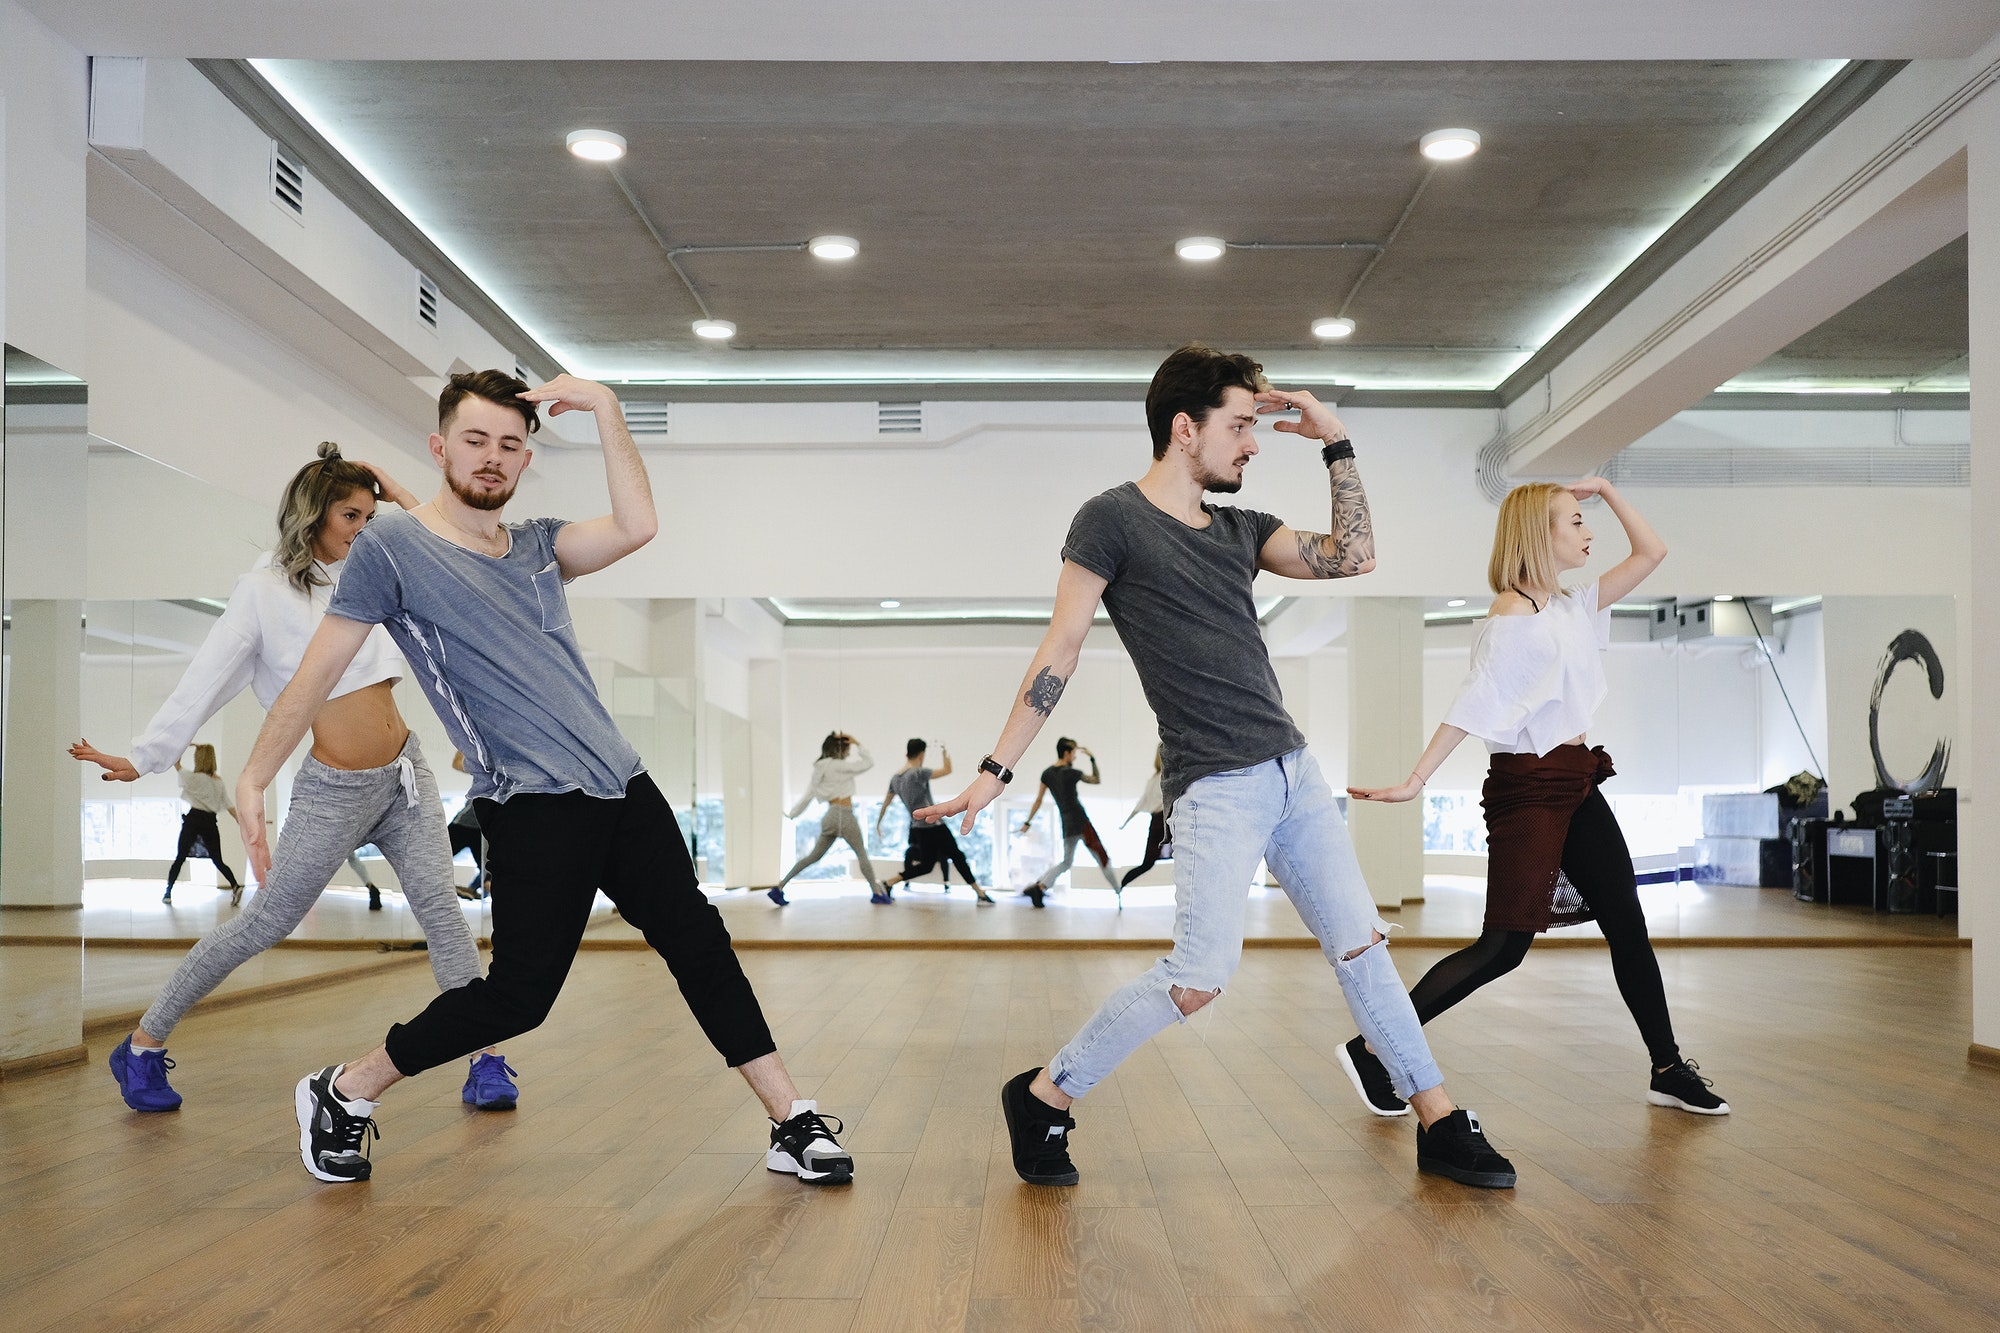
[1296,458,1376,578]
[1024,666,1067,717]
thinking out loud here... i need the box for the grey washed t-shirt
[1062,482,1305,812]
[328,509,643,803]
[887,766,937,827]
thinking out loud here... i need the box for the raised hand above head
[1254,387,1348,444]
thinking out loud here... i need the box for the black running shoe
[1337,1035,1410,1118]
[1026,885,1046,909]
[1648,1058,1730,1115]
[294,1065,380,1183]
[1415,1109,1516,1189]
[768,1104,853,1186]
[1002,1067,1079,1186]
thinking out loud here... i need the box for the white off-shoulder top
[787,748,874,818]
[1442,582,1612,756]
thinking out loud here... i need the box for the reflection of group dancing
[66,344,1724,1200]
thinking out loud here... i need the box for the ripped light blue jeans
[1047,747,1442,1101]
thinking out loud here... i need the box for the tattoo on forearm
[1024,667,1066,717]
[1303,457,1375,577]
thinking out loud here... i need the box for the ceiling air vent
[270,142,305,220]
[416,273,440,330]
[623,401,671,441]
[877,402,923,436]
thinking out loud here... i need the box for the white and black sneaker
[1415,1108,1517,1189]
[1002,1067,1079,1186]
[1337,1035,1410,1117]
[294,1065,380,1183]
[767,1100,854,1186]
[1648,1058,1730,1115]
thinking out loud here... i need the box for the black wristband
[979,754,1014,785]
[1321,438,1355,466]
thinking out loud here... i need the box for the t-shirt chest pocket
[531,561,572,632]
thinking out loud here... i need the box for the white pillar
[1346,597,1425,910]
[1,598,83,906]
[1966,85,2000,1060]
[747,658,787,886]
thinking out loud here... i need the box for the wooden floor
[3,945,1997,1332]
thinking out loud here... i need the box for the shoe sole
[1417,1155,1517,1189]
[1647,1091,1730,1115]
[1001,1080,1079,1186]
[108,1047,181,1113]
[1336,1044,1409,1118]
[465,1096,517,1111]
[294,1076,371,1184]
[766,1146,853,1186]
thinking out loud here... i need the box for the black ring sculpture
[1869,629,1950,794]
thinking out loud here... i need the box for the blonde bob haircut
[191,743,219,777]
[1487,482,1575,597]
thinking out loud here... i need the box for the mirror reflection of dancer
[1347,479,1728,1118]
[239,372,850,1186]
[72,444,515,1115]
[922,345,1515,1191]
[876,738,994,904]
[449,750,487,900]
[162,744,242,904]
[1117,744,1168,898]
[768,732,882,906]
[1017,738,1121,908]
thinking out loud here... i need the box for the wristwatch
[979,754,1014,785]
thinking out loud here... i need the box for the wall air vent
[417,273,440,330]
[623,401,671,441]
[877,402,923,435]
[270,142,305,220]
[514,361,531,385]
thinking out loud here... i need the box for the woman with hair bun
[72,442,519,1115]
[1344,478,1728,1120]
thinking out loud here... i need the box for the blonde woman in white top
[1346,478,1728,1119]
[163,743,243,903]
[767,731,882,905]
[71,444,515,1115]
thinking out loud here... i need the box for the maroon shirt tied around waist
[1480,744,1617,933]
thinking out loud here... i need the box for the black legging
[1406,787,1680,1069]
[166,809,240,890]
[1120,811,1168,888]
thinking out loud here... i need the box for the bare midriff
[308,679,411,771]
[827,796,853,806]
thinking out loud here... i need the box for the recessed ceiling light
[1419,128,1481,161]
[1714,594,1735,602]
[691,319,736,340]
[879,599,901,609]
[809,235,860,260]
[1311,317,1356,339]
[565,129,628,162]
[1447,599,1467,608]
[1175,236,1227,262]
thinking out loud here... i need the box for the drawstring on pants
[395,753,419,809]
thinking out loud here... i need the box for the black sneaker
[767,1103,853,1186]
[1026,885,1046,909]
[1001,1067,1078,1186]
[1337,1035,1409,1118]
[294,1065,380,1183]
[1648,1059,1730,1115]
[1415,1109,1516,1189]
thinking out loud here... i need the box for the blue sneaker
[462,1053,519,1111]
[767,887,788,906]
[109,1036,182,1112]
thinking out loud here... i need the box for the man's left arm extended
[527,375,660,578]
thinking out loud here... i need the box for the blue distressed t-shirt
[327,509,643,803]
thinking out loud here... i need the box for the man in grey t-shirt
[922,343,1515,1194]
[236,369,851,1189]
[876,738,991,903]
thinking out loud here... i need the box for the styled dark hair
[819,732,852,761]
[1055,736,1076,758]
[275,442,381,595]
[1144,343,1268,460]
[906,737,927,759]
[439,369,540,437]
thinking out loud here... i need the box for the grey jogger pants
[139,734,481,1039]
[774,803,881,891]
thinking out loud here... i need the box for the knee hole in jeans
[1339,930,1388,963]
[1170,985,1218,1016]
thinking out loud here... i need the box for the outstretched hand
[1346,778,1424,804]
[915,772,1007,836]
[235,777,273,885]
[70,739,140,782]
[1254,388,1348,445]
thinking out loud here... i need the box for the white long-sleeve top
[177,770,231,814]
[129,553,406,776]
[1441,582,1611,757]
[1128,772,1163,821]
[787,748,873,819]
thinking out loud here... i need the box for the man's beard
[445,460,518,512]
[1194,459,1245,494]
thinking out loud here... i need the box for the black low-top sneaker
[768,1103,854,1185]
[294,1065,379,1183]
[1337,1035,1409,1118]
[1648,1058,1730,1115]
[1002,1067,1079,1186]
[1415,1108,1516,1189]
